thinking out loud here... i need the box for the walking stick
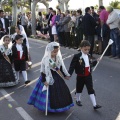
[45,86,49,116]
[93,39,113,71]
[8,27,11,37]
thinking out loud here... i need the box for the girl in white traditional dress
[0,35,18,87]
[28,42,74,112]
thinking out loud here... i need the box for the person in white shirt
[68,40,102,110]
[12,35,30,85]
[106,6,120,59]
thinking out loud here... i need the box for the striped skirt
[28,71,74,112]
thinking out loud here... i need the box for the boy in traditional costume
[12,34,30,84]
[68,40,101,110]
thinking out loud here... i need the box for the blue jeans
[110,28,120,57]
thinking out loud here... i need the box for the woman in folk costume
[0,35,18,87]
[28,42,74,112]
[12,25,32,68]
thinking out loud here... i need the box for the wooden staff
[93,39,113,71]
[45,86,49,116]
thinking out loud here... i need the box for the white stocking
[16,71,19,80]
[76,93,81,102]
[89,94,97,106]
[22,71,28,81]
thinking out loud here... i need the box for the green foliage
[42,11,47,15]
[109,0,120,9]
[56,5,60,9]
[4,5,12,12]
[94,5,99,10]
[8,0,12,6]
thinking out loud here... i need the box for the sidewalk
[28,37,120,63]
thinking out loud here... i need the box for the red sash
[15,51,25,60]
[78,67,90,76]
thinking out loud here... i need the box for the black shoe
[76,101,82,106]
[25,80,31,84]
[94,105,102,110]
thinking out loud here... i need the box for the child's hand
[44,81,49,86]
[65,76,70,80]
[97,58,101,62]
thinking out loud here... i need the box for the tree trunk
[58,0,64,12]
[59,3,64,12]
[65,0,70,10]
[28,0,32,11]
[31,0,38,35]
[12,0,17,26]
[99,0,103,6]
[65,3,68,10]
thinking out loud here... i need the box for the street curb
[28,37,77,52]
[28,38,120,63]
[28,38,48,45]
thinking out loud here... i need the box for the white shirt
[106,10,119,29]
[1,18,6,31]
[81,51,90,67]
[71,16,76,23]
[16,44,23,59]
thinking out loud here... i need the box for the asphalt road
[0,39,120,120]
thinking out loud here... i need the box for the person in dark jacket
[68,40,101,110]
[83,7,97,58]
[0,10,9,34]
[74,9,83,49]
[90,6,99,22]
[46,7,54,42]
[0,24,6,39]
[56,13,65,46]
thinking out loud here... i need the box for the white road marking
[33,69,40,72]
[0,89,14,102]
[62,53,68,57]
[71,89,76,94]
[38,45,46,48]
[0,89,34,120]
[16,107,33,120]
[116,112,120,120]
[32,62,41,68]
[65,110,74,120]
[25,78,38,87]
[63,54,74,60]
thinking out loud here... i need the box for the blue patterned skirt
[28,71,74,112]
